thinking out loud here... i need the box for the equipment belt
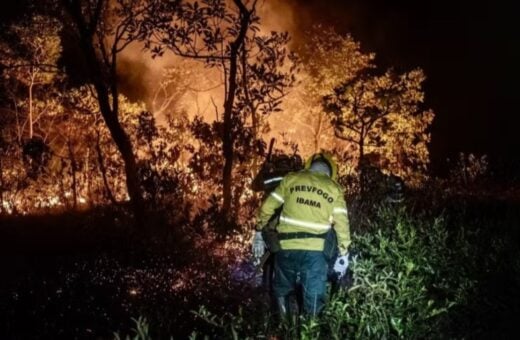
[277,231,328,240]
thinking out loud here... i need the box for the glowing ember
[171,280,186,291]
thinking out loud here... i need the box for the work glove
[333,253,349,279]
[252,231,266,261]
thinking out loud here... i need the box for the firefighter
[252,152,351,316]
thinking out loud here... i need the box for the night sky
[287,0,519,172]
[1,0,518,173]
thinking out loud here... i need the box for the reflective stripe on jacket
[257,170,350,253]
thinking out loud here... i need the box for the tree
[140,0,295,219]
[270,27,433,186]
[235,30,297,174]
[150,64,195,117]
[57,85,116,207]
[0,15,62,141]
[57,83,186,210]
[0,16,67,212]
[324,69,434,186]
[58,0,150,225]
[273,26,374,157]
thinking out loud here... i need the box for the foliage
[0,15,62,89]
[173,207,488,339]
[448,152,489,188]
[114,317,153,340]
[139,0,297,216]
[2,188,519,338]
[0,4,517,340]
[313,209,462,339]
[0,14,64,201]
[272,25,433,186]
[324,68,434,186]
[274,25,373,157]
[0,3,435,218]
[58,0,157,221]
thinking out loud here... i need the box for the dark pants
[273,250,328,316]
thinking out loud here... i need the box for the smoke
[117,0,299,123]
[257,0,296,36]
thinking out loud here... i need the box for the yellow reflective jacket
[256,170,351,254]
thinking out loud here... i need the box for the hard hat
[304,152,338,181]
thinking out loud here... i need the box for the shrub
[173,206,480,339]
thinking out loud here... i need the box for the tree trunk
[68,140,77,209]
[104,102,143,224]
[28,72,34,139]
[250,99,260,176]
[58,159,68,209]
[358,129,366,195]
[85,148,92,206]
[221,2,251,219]
[95,132,117,205]
[221,64,236,218]
[241,46,260,200]
[314,112,324,154]
[232,175,245,217]
[64,1,144,226]
[359,138,365,168]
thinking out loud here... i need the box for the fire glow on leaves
[0,2,434,215]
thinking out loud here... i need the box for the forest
[0,0,519,339]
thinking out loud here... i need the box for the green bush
[184,206,480,339]
[312,207,473,339]
[114,317,154,340]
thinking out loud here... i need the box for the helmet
[304,152,338,181]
